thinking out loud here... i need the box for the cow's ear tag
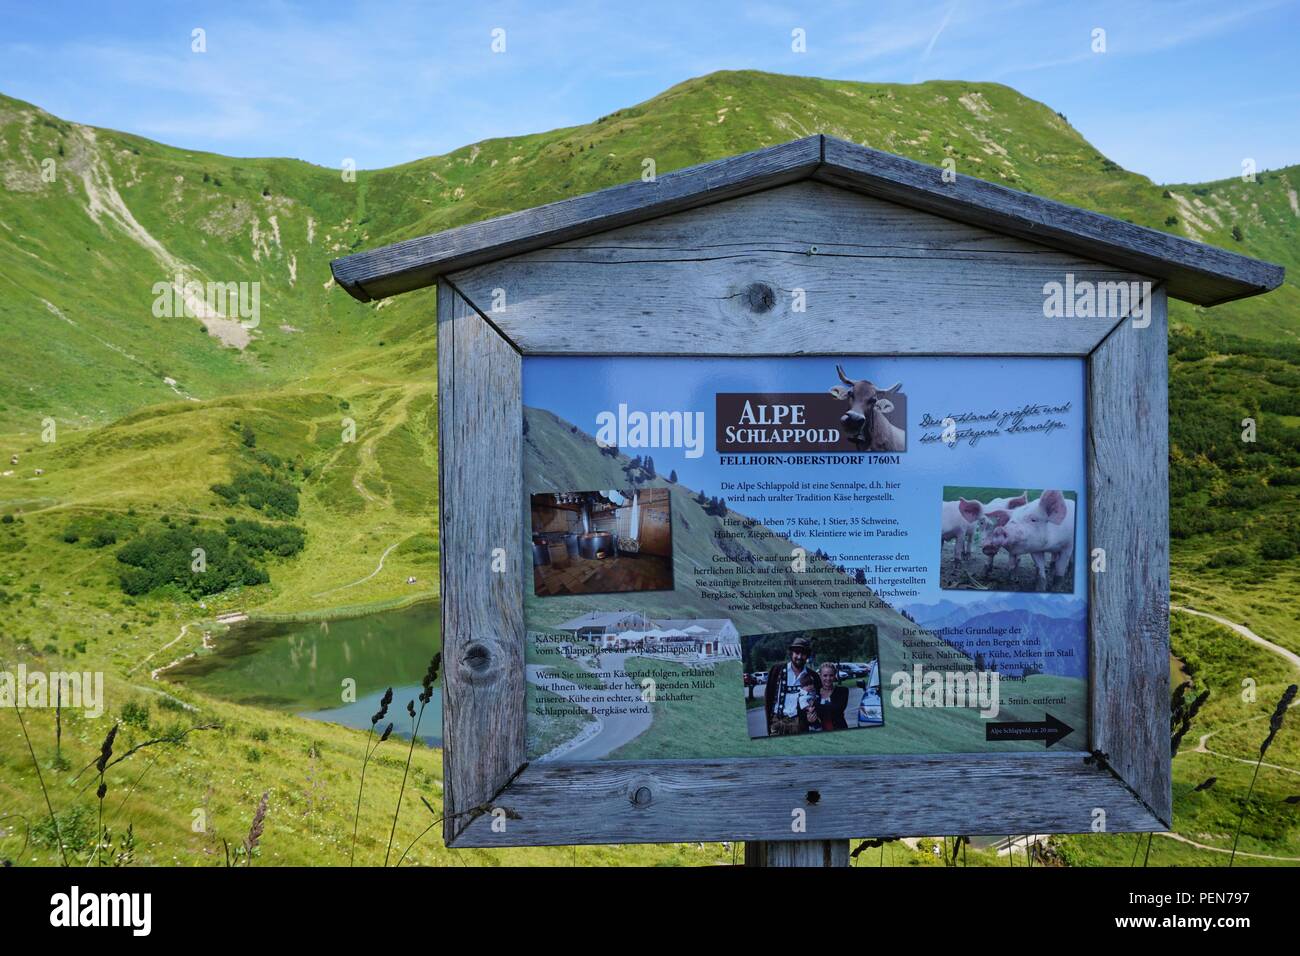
[828,386,850,400]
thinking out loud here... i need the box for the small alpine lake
[166,601,443,745]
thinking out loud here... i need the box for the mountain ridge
[3,70,1297,433]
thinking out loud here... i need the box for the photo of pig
[939,487,1077,593]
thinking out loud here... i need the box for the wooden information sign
[332,136,1283,859]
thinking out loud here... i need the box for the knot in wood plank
[626,775,656,809]
[742,281,776,314]
[458,639,501,684]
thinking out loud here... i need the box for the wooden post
[744,840,850,867]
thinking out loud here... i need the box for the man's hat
[789,636,812,651]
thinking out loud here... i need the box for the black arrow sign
[985,713,1074,748]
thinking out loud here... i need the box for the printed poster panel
[522,356,1088,762]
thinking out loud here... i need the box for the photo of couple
[741,625,884,739]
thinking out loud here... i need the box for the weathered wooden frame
[436,244,1172,848]
[329,134,1277,850]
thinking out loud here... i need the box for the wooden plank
[332,136,1282,307]
[333,137,823,301]
[745,840,849,867]
[817,137,1282,306]
[1087,285,1172,826]
[449,182,1145,356]
[437,280,527,845]
[447,752,1162,847]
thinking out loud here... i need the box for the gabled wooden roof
[330,135,1283,306]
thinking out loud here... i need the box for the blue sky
[2,0,1297,183]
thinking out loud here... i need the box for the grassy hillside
[1166,325,1300,656]
[2,71,1296,431]
[1,70,1298,866]
[1164,171,1300,343]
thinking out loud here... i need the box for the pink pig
[981,490,1075,591]
[976,491,1028,574]
[941,498,983,561]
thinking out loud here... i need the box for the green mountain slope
[2,71,1296,433]
[0,71,1297,865]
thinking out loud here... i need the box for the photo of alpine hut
[531,489,674,596]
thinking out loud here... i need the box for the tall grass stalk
[1230,683,1297,867]
[110,753,161,825]
[243,791,268,866]
[385,654,440,866]
[350,687,392,866]
[94,723,118,867]
[396,796,442,867]
[14,704,69,866]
